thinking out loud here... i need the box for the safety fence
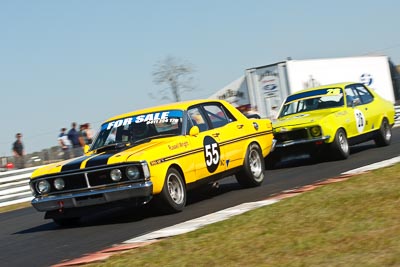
[395,105,400,127]
[1,106,400,208]
[0,167,38,207]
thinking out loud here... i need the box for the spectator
[68,122,83,157]
[12,133,25,169]
[79,124,88,146]
[58,128,71,160]
[84,123,94,144]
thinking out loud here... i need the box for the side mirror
[353,98,361,106]
[189,126,200,136]
[84,145,90,154]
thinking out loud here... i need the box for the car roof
[291,82,356,95]
[104,99,226,122]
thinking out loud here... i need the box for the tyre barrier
[1,106,400,208]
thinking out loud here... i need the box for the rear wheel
[236,143,265,187]
[155,168,186,213]
[374,118,391,146]
[330,128,349,160]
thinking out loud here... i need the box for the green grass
[85,164,400,267]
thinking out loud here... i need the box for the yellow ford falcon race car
[30,99,274,225]
[268,82,395,166]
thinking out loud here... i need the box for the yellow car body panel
[272,82,395,161]
[29,99,274,220]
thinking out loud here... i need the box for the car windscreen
[279,88,344,118]
[91,110,183,150]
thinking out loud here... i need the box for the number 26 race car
[29,100,275,226]
[269,82,395,166]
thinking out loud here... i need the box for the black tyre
[236,143,265,187]
[330,128,349,160]
[53,217,80,227]
[155,168,186,213]
[374,118,392,147]
[265,152,280,169]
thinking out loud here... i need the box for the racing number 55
[203,136,220,173]
[205,143,219,166]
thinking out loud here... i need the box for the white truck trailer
[210,55,400,119]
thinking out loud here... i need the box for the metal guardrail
[0,167,38,207]
[395,105,400,127]
[1,106,400,208]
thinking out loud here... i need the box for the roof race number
[203,136,220,173]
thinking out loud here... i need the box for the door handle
[212,132,220,137]
[237,124,244,129]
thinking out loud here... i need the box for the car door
[344,85,369,138]
[353,84,380,132]
[186,106,226,180]
[202,103,246,171]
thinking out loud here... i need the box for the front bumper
[31,181,153,212]
[275,135,330,148]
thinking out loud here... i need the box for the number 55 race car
[30,99,275,226]
[268,82,395,167]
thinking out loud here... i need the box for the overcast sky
[1,0,399,155]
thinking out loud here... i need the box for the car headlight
[54,178,65,190]
[37,180,51,194]
[310,126,322,137]
[110,169,122,181]
[126,166,140,180]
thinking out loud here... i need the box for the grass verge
[86,164,400,267]
[0,202,31,213]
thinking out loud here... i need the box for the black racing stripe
[151,131,273,166]
[85,153,115,168]
[61,155,92,172]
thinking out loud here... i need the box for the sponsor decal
[263,84,277,91]
[360,73,373,86]
[150,159,165,166]
[102,110,183,130]
[168,141,189,150]
[217,89,245,100]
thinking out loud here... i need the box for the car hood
[31,138,179,178]
[274,109,340,131]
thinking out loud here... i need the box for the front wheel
[330,128,349,160]
[374,118,391,147]
[154,168,186,213]
[236,143,265,187]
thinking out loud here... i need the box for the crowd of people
[9,122,94,170]
[57,122,93,160]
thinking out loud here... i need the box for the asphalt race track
[1,128,400,267]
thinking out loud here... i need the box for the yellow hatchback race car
[29,99,274,225]
[269,82,395,166]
